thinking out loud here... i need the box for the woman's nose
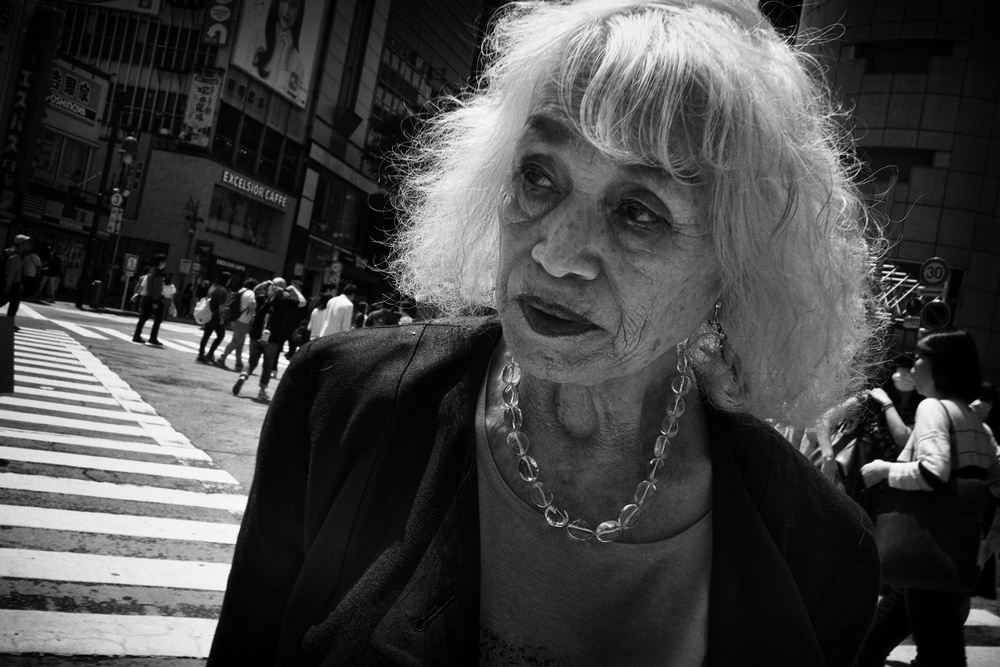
[530,204,601,280]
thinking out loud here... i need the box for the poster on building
[230,0,323,109]
[203,0,239,46]
[68,0,162,16]
[179,72,222,148]
[45,58,109,144]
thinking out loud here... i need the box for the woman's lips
[518,297,597,337]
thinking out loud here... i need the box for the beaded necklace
[498,337,695,543]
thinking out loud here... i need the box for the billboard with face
[230,0,321,109]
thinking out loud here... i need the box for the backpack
[193,296,212,325]
[222,288,245,325]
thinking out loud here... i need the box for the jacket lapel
[706,414,826,665]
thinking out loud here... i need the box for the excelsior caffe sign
[220,169,288,208]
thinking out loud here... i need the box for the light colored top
[236,288,255,324]
[162,284,177,301]
[22,253,41,278]
[318,294,353,337]
[308,306,326,334]
[475,374,712,665]
[889,398,1000,491]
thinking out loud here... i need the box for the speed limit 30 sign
[919,257,949,287]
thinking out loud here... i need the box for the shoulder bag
[875,400,992,592]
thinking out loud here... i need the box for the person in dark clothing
[39,248,63,303]
[281,280,310,359]
[0,234,28,328]
[233,278,287,401]
[180,282,194,317]
[132,253,168,345]
[364,300,401,327]
[197,272,231,363]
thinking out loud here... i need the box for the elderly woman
[209,1,882,664]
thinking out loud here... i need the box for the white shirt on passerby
[318,294,353,338]
[308,306,327,336]
[237,288,256,324]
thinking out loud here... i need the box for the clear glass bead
[566,519,595,541]
[648,457,665,481]
[504,405,523,430]
[517,454,539,482]
[500,384,518,407]
[654,434,671,459]
[595,520,623,543]
[507,431,530,456]
[501,363,522,385]
[676,349,690,374]
[545,505,569,527]
[660,415,680,437]
[672,374,693,396]
[634,480,656,505]
[667,395,685,419]
[530,481,553,508]
[619,503,641,528]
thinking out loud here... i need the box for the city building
[0,0,484,306]
[799,0,1000,381]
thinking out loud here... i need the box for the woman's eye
[618,201,666,227]
[522,165,554,190]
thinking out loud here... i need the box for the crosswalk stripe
[0,505,240,543]
[0,472,245,510]
[0,548,231,590]
[16,333,85,349]
[48,319,108,339]
[13,347,78,361]
[12,355,88,372]
[0,426,212,460]
[87,325,139,343]
[13,364,98,382]
[0,446,239,483]
[13,386,121,405]
[0,409,150,436]
[0,609,217,657]
[170,338,202,351]
[13,343,78,358]
[157,338,196,352]
[11,303,46,320]
[0,396,170,425]
[14,374,112,393]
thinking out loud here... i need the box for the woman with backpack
[216,278,258,371]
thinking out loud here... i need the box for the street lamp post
[107,135,139,305]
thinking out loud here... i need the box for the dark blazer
[209,318,879,666]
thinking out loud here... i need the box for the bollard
[89,280,103,309]
[0,316,13,394]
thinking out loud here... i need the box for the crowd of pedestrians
[0,234,65,330]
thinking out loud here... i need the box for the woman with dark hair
[858,330,1000,666]
[252,0,305,102]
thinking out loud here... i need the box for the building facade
[0,0,484,306]
[800,0,1000,382]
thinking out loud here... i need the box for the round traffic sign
[920,300,952,330]
[919,257,949,287]
[110,192,124,207]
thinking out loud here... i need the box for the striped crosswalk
[0,326,245,660]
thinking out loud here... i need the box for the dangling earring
[708,299,734,369]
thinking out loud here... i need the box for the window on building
[854,40,953,75]
[258,128,282,183]
[213,102,240,162]
[278,140,301,191]
[32,129,93,192]
[310,175,362,245]
[236,116,263,173]
[206,185,278,250]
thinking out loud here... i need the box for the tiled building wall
[801,0,1000,381]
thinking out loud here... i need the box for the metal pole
[75,104,120,309]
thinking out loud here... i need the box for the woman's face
[278,0,300,31]
[495,112,720,385]
[911,353,937,398]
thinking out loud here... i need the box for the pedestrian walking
[216,278,258,371]
[38,247,63,303]
[0,235,30,328]
[20,241,42,300]
[232,280,287,401]
[317,283,356,337]
[197,272,231,363]
[180,281,194,317]
[162,274,178,319]
[132,254,169,345]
